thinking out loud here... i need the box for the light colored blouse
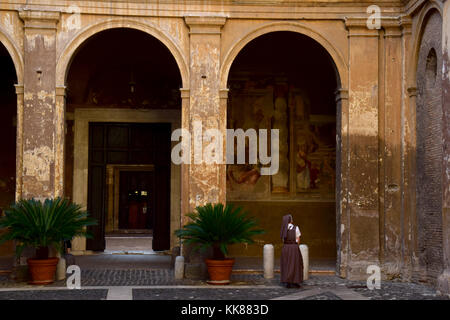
[288,223,301,238]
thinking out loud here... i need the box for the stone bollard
[263,244,274,279]
[299,244,309,281]
[56,255,66,281]
[174,256,185,280]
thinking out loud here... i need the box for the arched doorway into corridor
[0,41,17,256]
[65,28,182,253]
[225,31,340,269]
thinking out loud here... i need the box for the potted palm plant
[175,203,264,285]
[0,198,97,285]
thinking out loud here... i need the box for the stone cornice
[18,10,60,30]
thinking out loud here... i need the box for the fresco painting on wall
[227,82,335,200]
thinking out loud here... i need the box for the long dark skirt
[280,243,304,285]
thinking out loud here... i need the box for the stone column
[184,16,227,210]
[180,87,190,257]
[14,84,24,201]
[438,0,450,296]
[345,18,381,280]
[182,16,226,279]
[335,88,349,278]
[400,16,415,280]
[54,86,66,198]
[18,10,60,200]
[381,19,403,276]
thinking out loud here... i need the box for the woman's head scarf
[280,214,293,240]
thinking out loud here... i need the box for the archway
[0,41,18,257]
[415,9,444,285]
[65,28,182,253]
[225,31,340,270]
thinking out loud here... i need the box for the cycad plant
[175,203,265,260]
[0,198,97,259]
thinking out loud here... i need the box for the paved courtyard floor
[0,254,448,300]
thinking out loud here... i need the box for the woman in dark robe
[280,214,304,288]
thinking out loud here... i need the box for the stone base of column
[10,265,29,282]
[346,260,381,281]
[184,261,208,280]
[437,268,450,297]
[70,250,94,256]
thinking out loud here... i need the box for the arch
[56,19,189,88]
[220,21,347,89]
[0,26,24,85]
[408,1,443,89]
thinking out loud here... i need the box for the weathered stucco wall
[0,0,447,290]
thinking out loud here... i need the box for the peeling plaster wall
[0,0,447,284]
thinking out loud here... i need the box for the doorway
[87,122,171,252]
[119,170,154,231]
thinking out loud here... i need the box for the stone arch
[408,1,443,88]
[415,7,444,284]
[220,21,347,89]
[0,26,23,85]
[56,19,189,88]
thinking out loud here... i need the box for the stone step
[105,236,153,254]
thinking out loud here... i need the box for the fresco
[227,83,336,200]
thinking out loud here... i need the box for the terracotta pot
[27,257,59,285]
[205,258,235,285]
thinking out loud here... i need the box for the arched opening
[415,10,444,284]
[0,41,17,257]
[225,31,339,269]
[65,28,182,253]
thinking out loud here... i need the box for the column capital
[407,87,418,98]
[219,88,229,99]
[180,88,190,99]
[400,15,413,36]
[184,15,226,35]
[335,88,349,102]
[55,86,66,97]
[345,17,380,38]
[383,18,403,38]
[19,10,60,30]
[14,84,24,95]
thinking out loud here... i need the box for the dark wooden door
[87,123,171,252]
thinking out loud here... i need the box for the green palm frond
[175,203,265,259]
[0,198,97,257]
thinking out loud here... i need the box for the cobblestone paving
[302,292,342,300]
[133,288,297,300]
[0,289,108,300]
[1,271,449,300]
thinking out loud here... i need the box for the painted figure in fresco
[227,96,271,190]
[272,86,289,193]
[296,144,311,190]
[309,161,320,189]
[322,153,336,190]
